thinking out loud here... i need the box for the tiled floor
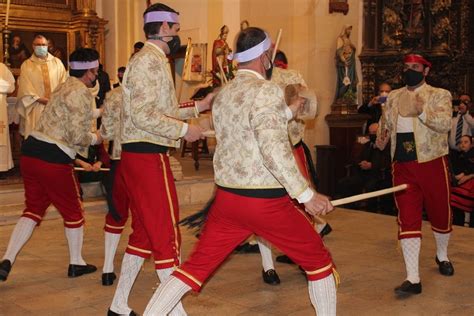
[1,204,473,315]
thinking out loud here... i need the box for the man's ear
[159,21,170,36]
[423,67,430,76]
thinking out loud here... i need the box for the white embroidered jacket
[120,42,197,148]
[100,87,122,160]
[33,76,95,157]
[378,83,452,162]
[212,69,310,199]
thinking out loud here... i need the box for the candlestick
[3,28,11,67]
[5,0,11,27]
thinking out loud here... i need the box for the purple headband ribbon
[144,11,179,24]
[69,60,99,70]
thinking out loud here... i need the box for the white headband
[69,60,99,70]
[229,34,271,63]
[144,11,179,24]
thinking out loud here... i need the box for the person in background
[448,94,474,152]
[337,122,392,212]
[450,135,474,227]
[358,82,392,133]
[16,34,67,138]
[131,41,144,57]
[113,66,126,89]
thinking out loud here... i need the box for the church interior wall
[97,0,363,151]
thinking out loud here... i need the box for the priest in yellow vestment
[16,34,67,137]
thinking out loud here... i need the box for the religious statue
[211,25,234,86]
[334,24,358,102]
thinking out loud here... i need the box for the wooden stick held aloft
[271,29,283,63]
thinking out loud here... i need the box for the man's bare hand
[359,160,372,170]
[196,92,216,112]
[304,192,334,216]
[92,161,102,172]
[288,96,305,118]
[75,159,93,172]
[184,124,204,142]
[414,94,425,115]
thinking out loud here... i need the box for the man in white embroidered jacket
[376,54,454,296]
[0,48,102,282]
[144,27,337,316]
[108,3,213,316]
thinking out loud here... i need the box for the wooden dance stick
[74,167,110,172]
[331,184,408,207]
[271,28,283,63]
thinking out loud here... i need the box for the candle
[5,0,11,27]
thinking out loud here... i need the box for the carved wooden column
[325,113,369,183]
[71,1,107,66]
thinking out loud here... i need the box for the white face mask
[34,46,48,57]
[379,91,389,97]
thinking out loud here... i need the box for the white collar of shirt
[237,69,265,80]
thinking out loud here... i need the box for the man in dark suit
[337,122,392,211]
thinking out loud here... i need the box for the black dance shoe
[319,223,333,237]
[107,308,138,316]
[234,242,260,254]
[275,254,295,264]
[262,269,281,285]
[0,259,12,281]
[102,272,117,286]
[394,280,422,295]
[68,263,97,278]
[435,257,454,276]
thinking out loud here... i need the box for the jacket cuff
[296,187,314,204]
[180,122,189,138]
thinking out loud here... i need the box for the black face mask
[369,134,377,143]
[91,74,98,87]
[158,35,181,55]
[403,69,424,87]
